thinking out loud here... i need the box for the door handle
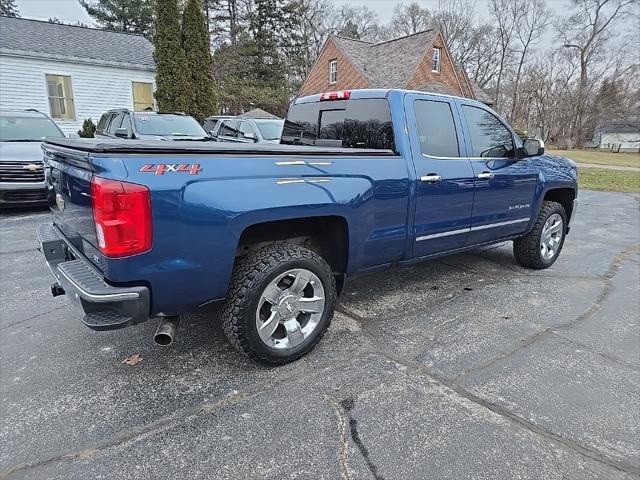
[477,172,495,180]
[420,174,442,183]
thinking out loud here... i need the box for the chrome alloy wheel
[255,268,325,349]
[540,213,563,261]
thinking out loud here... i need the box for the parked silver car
[210,117,284,144]
[0,109,65,207]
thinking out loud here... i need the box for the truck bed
[43,138,396,156]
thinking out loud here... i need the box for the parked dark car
[0,109,65,207]
[210,117,284,144]
[95,109,211,141]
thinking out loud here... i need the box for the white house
[594,116,640,153]
[0,17,156,135]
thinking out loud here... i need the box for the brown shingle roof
[238,108,280,119]
[332,30,439,89]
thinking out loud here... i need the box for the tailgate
[43,145,100,264]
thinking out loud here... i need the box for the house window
[431,48,441,73]
[329,59,337,84]
[132,82,154,111]
[46,75,75,120]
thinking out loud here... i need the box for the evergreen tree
[153,0,188,112]
[78,119,97,138]
[0,0,20,17]
[181,0,217,121]
[79,0,153,37]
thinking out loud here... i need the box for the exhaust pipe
[154,316,180,346]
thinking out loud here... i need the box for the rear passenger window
[107,113,124,134]
[120,114,131,133]
[281,98,395,150]
[220,120,238,137]
[462,105,515,158]
[414,100,459,157]
[97,114,109,132]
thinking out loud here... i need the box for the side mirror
[67,133,80,139]
[114,128,130,139]
[523,138,544,157]
[244,132,257,142]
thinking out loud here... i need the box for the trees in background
[182,0,217,121]
[388,2,432,37]
[0,0,19,17]
[153,0,187,112]
[79,0,154,37]
[84,0,637,148]
[558,0,635,147]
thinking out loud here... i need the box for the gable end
[298,38,369,97]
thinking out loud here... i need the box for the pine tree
[181,0,217,122]
[79,0,153,37]
[153,0,188,113]
[0,0,20,17]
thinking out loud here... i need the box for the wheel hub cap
[540,213,563,261]
[277,293,301,317]
[255,268,325,349]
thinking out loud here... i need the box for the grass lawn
[549,149,640,168]
[579,168,640,193]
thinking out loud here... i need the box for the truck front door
[405,94,476,257]
[456,102,538,245]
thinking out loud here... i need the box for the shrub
[78,118,96,138]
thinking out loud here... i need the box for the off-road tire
[220,243,336,365]
[513,201,567,269]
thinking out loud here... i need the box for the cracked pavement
[1,190,639,480]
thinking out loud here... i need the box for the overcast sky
[13,0,638,43]
[12,0,571,24]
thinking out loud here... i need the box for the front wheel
[513,201,567,269]
[221,244,336,365]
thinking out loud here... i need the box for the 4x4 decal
[140,164,202,175]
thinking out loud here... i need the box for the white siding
[600,133,640,152]
[0,54,155,135]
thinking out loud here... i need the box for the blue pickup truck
[37,89,578,365]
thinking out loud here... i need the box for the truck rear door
[403,93,475,257]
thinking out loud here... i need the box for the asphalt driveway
[1,190,638,480]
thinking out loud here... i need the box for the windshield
[133,114,207,137]
[0,115,65,141]
[281,98,395,150]
[254,119,284,141]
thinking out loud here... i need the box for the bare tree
[388,2,432,37]
[433,0,477,66]
[509,0,549,125]
[331,4,384,42]
[465,24,503,89]
[489,0,520,111]
[559,0,635,147]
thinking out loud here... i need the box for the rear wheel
[221,244,336,365]
[513,201,567,269]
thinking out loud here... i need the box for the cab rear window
[281,98,395,150]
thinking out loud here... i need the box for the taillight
[90,177,152,257]
[320,90,351,101]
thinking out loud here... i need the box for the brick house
[298,29,492,105]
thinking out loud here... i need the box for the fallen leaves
[122,354,143,366]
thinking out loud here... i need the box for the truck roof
[294,88,485,107]
[42,137,396,156]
